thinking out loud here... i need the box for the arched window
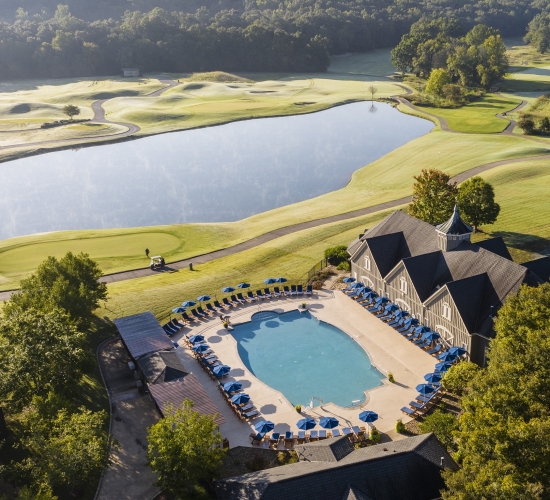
[364,256,371,271]
[442,302,452,321]
[400,277,407,294]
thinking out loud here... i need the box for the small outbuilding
[137,350,187,385]
[122,68,140,77]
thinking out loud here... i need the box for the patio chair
[413,336,428,346]
[169,319,183,330]
[272,287,282,298]
[263,288,273,299]
[283,286,291,296]
[231,294,245,305]
[269,433,281,448]
[342,427,353,437]
[197,306,209,317]
[318,430,327,440]
[427,344,442,355]
[306,285,313,295]
[206,303,218,314]
[297,431,306,444]
[163,323,177,335]
[247,291,258,302]
[331,429,342,438]
[290,285,298,295]
[409,400,428,411]
[237,403,254,413]
[182,312,197,323]
[213,300,226,311]
[416,340,431,349]
[222,297,234,308]
[401,407,416,416]
[297,284,303,295]
[396,324,414,333]
[244,410,259,420]
[256,290,266,300]
[250,433,264,445]
[191,309,205,320]
[309,430,318,442]
[284,431,295,449]
[353,426,365,441]
[237,292,250,302]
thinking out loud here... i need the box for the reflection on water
[0,102,433,239]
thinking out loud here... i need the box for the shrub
[369,427,381,443]
[324,245,349,266]
[441,361,480,396]
[395,419,406,433]
[294,405,301,412]
[388,372,395,383]
[419,410,457,451]
[518,116,535,134]
[337,261,351,271]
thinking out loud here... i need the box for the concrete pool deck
[171,289,437,448]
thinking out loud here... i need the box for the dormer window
[400,277,407,294]
[364,256,371,271]
[442,302,452,321]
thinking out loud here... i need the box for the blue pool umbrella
[275,277,288,283]
[197,295,211,302]
[172,306,186,314]
[223,381,242,393]
[415,326,431,335]
[192,343,210,353]
[237,282,250,289]
[342,277,356,283]
[296,418,316,430]
[254,420,275,433]
[424,372,442,384]
[230,393,250,405]
[404,318,419,327]
[384,304,399,313]
[213,364,231,377]
[375,296,390,304]
[182,300,197,307]
[416,383,436,395]
[264,278,276,284]
[437,351,458,363]
[349,282,364,289]
[222,286,236,293]
[449,346,467,356]
[393,310,408,319]
[435,361,453,372]
[422,331,441,343]
[358,411,379,423]
[188,334,205,344]
[319,416,339,429]
[364,291,378,300]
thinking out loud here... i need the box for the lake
[0,102,433,240]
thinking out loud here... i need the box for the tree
[324,245,349,266]
[368,85,377,100]
[425,68,451,96]
[540,116,550,134]
[457,176,500,232]
[442,83,462,104]
[18,405,108,495]
[419,410,457,451]
[442,283,550,498]
[408,169,457,225]
[0,308,91,411]
[518,116,536,134]
[62,104,80,120]
[525,14,550,53]
[441,361,480,396]
[147,401,225,496]
[4,252,108,326]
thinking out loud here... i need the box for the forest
[0,0,547,79]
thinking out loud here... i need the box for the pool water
[230,310,384,407]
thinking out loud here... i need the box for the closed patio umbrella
[416,383,435,395]
[319,416,339,429]
[230,393,250,405]
[188,334,205,344]
[254,420,275,434]
[296,418,316,430]
[182,300,197,307]
[213,364,231,377]
[223,381,242,393]
[358,411,378,423]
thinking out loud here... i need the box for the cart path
[0,79,179,152]
[0,151,548,301]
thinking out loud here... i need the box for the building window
[364,256,371,271]
[400,277,407,294]
[442,302,452,321]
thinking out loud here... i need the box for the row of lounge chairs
[401,387,442,417]
[216,381,259,422]
[251,426,368,448]
[183,335,231,383]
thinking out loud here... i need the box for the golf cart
[150,255,165,270]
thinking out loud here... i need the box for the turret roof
[435,205,472,235]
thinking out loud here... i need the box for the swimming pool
[230,310,384,407]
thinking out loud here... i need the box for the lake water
[0,102,433,239]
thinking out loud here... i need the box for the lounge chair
[284,431,295,449]
[263,288,273,299]
[197,306,210,317]
[306,285,313,295]
[297,284,303,295]
[247,291,258,302]
[236,292,248,303]
[256,290,266,300]
[409,401,428,411]
[237,403,254,413]
[244,410,259,420]
[309,430,318,441]
[283,286,291,296]
[331,429,341,438]
[231,294,245,305]
[353,426,365,441]
[250,433,264,445]
[297,431,306,444]
[213,300,226,311]
[163,324,177,335]
[272,287,282,298]
[191,309,204,320]
[206,303,217,314]
[401,407,416,416]
[290,285,298,295]
[413,336,427,345]
[318,430,327,440]
[427,344,442,355]
[222,297,234,308]
[269,433,280,448]
[416,341,431,349]
[342,427,352,437]
[182,312,197,323]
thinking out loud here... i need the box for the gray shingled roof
[474,237,512,261]
[435,205,472,235]
[137,350,187,385]
[113,312,174,359]
[216,433,457,500]
[295,436,354,463]
[341,485,372,500]
[522,256,550,283]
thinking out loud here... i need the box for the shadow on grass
[492,231,550,254]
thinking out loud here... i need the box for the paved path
[497,99,528,135]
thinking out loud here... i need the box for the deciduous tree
[441,361,480,396]
[408,169,457,225]
[147,400,225,496]
[457,176,500,232]
[425,68,451,96]
[62,104,80,120]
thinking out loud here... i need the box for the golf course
[0,43,549,323]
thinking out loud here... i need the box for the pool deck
[171,289,436,448]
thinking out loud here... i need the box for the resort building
[348,207,549,366]
[216,433,457,499]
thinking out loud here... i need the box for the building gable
[365,232,405,278]
[446,274,487,333]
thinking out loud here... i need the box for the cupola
[435,204,472,251]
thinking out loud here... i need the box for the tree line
[0,0,545,80]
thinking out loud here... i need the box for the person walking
[145,248,150,258]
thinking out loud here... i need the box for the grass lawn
[0,131,546,290]
[415,94,522,133]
